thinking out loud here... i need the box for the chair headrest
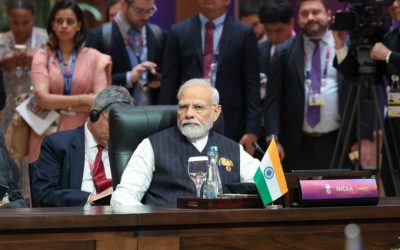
[108,105,177,188]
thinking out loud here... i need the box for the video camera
[331,0,393,74]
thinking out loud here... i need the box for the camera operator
[263,0,373,172]
[333,0,400,196]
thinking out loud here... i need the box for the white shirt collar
[303,30,333,47]
[84,122,100,149]
[190,134,209,152]
[198,13,226,29]
[115,12,145,35]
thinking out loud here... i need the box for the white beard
[178,116,213,140]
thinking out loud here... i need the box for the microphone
[252,141,265,155]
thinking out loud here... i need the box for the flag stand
[265,203,283,210]
[254,138,288,210]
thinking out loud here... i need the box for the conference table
[0,197,399,250]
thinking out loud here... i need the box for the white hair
[176,78,219,105]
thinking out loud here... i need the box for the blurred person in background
[86,0,167,106]
[0,0,47,134]
[264,0,373,172]
[106,0,121,22]
[239,0,267,43]
[0,0,47,203]
[333,0,400,195]
[255,0,294,159]
[29,0,112,163]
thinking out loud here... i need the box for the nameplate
[299,178,379,206]
[177,195,263,209]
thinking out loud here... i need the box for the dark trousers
[283,130,351,172]
[382,118,400,196]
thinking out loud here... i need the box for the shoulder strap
[102,22,113,53]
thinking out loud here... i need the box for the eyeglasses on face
[53,18,77,26]
[129,4,157,17]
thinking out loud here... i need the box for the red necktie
[203,21,215,78]
[93,145,112,193]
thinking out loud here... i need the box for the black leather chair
[108,105,177,189]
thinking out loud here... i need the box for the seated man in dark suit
[0,132,28,208]
[111,78,261,206]
[32,86,133,207]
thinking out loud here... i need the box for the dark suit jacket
[258,41,273,117]
[159,15,261,141]
[335,29,400,81]
[264,35,372,156]
[0,133,27,208]
[85,22,167,104]
[258,41,273,78]
[336,30,400,195]
[31,127,90,207]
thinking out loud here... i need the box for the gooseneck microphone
[252,141,265,155]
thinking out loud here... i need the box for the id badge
[308,93,325,106]
[387,91,400,105]
[388,105,400,118]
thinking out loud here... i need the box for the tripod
[330,72,400,195]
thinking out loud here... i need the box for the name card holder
[177,195,263,209]
[298,178,379,206]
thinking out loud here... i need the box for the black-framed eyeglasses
[129,4,158,17]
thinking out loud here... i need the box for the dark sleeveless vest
[143,126,240,205]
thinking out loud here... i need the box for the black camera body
[148,67,162,82]
[331,0,393,74]
[149,72,162,82]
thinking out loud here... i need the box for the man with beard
[86,0,167,105]
[264,0,372,172]
[111,78,260,206]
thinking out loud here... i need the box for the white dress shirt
[198,13,225,54]
[111,134,260,206]
[302,31,340,133]
[81,122,112,195]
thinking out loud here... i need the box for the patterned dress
[0,27,48,134]
[0,27,47,202]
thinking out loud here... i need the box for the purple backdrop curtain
[149,0,235,30]
[150,0,176,30]
[148,0,348,31]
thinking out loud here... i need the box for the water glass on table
[188,156,208,198]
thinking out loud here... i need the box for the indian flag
[253,138,288,205]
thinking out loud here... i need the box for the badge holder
[387,75,400,118]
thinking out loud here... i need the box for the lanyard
[57,48,77,95]
[115,16,145,63]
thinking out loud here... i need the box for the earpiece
[89,100,130,123]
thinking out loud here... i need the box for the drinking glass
[187,156,208,198]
